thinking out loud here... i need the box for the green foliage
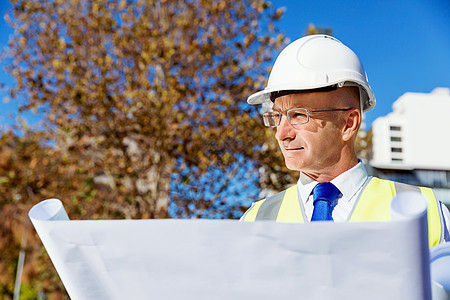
[18,283,38,300]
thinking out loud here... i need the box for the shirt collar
[297,161,368,204]
[298,171,317,205]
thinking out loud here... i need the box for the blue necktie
[311,182,341,221]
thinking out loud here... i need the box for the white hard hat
[247,34,375,112]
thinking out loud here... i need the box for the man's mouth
[285,147,304,151]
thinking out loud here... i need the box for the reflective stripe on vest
[241,177,442,248]
[351,177,442,248]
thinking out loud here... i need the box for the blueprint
[29,192,434,300]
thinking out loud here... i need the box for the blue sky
[0,0,449,130]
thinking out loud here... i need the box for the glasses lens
[287,108,308,125]
[263,112,280,127]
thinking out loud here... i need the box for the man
[241,34,450,248]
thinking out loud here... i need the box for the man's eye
[270,112,281,117]
[291,112,307,118]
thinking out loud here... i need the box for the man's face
[274,89,351,177]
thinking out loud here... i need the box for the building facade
[370,87,450,205]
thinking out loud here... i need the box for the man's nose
[275,115,295,141]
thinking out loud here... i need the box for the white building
[370,87,450,205]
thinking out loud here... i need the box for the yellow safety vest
[241,177,444,248]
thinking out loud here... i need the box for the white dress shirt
[297,161,450,242]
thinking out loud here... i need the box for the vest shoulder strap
[241,185,303,222]
[276,186,304,223]
[350,177,442,248]
[241,189,286,222]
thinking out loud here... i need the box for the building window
[390,126,401,131]
[392,158,403,162]
[391,147,403,153]
[390,136,402,142]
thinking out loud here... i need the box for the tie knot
[313,182,341,205]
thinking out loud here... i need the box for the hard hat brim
[247,82,375,112]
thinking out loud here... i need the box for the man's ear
[341,109,361,142]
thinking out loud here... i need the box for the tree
[2,0,290,297]
[5,0,287,217]
[0,129,81,298]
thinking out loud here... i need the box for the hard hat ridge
[247,34,376,112]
